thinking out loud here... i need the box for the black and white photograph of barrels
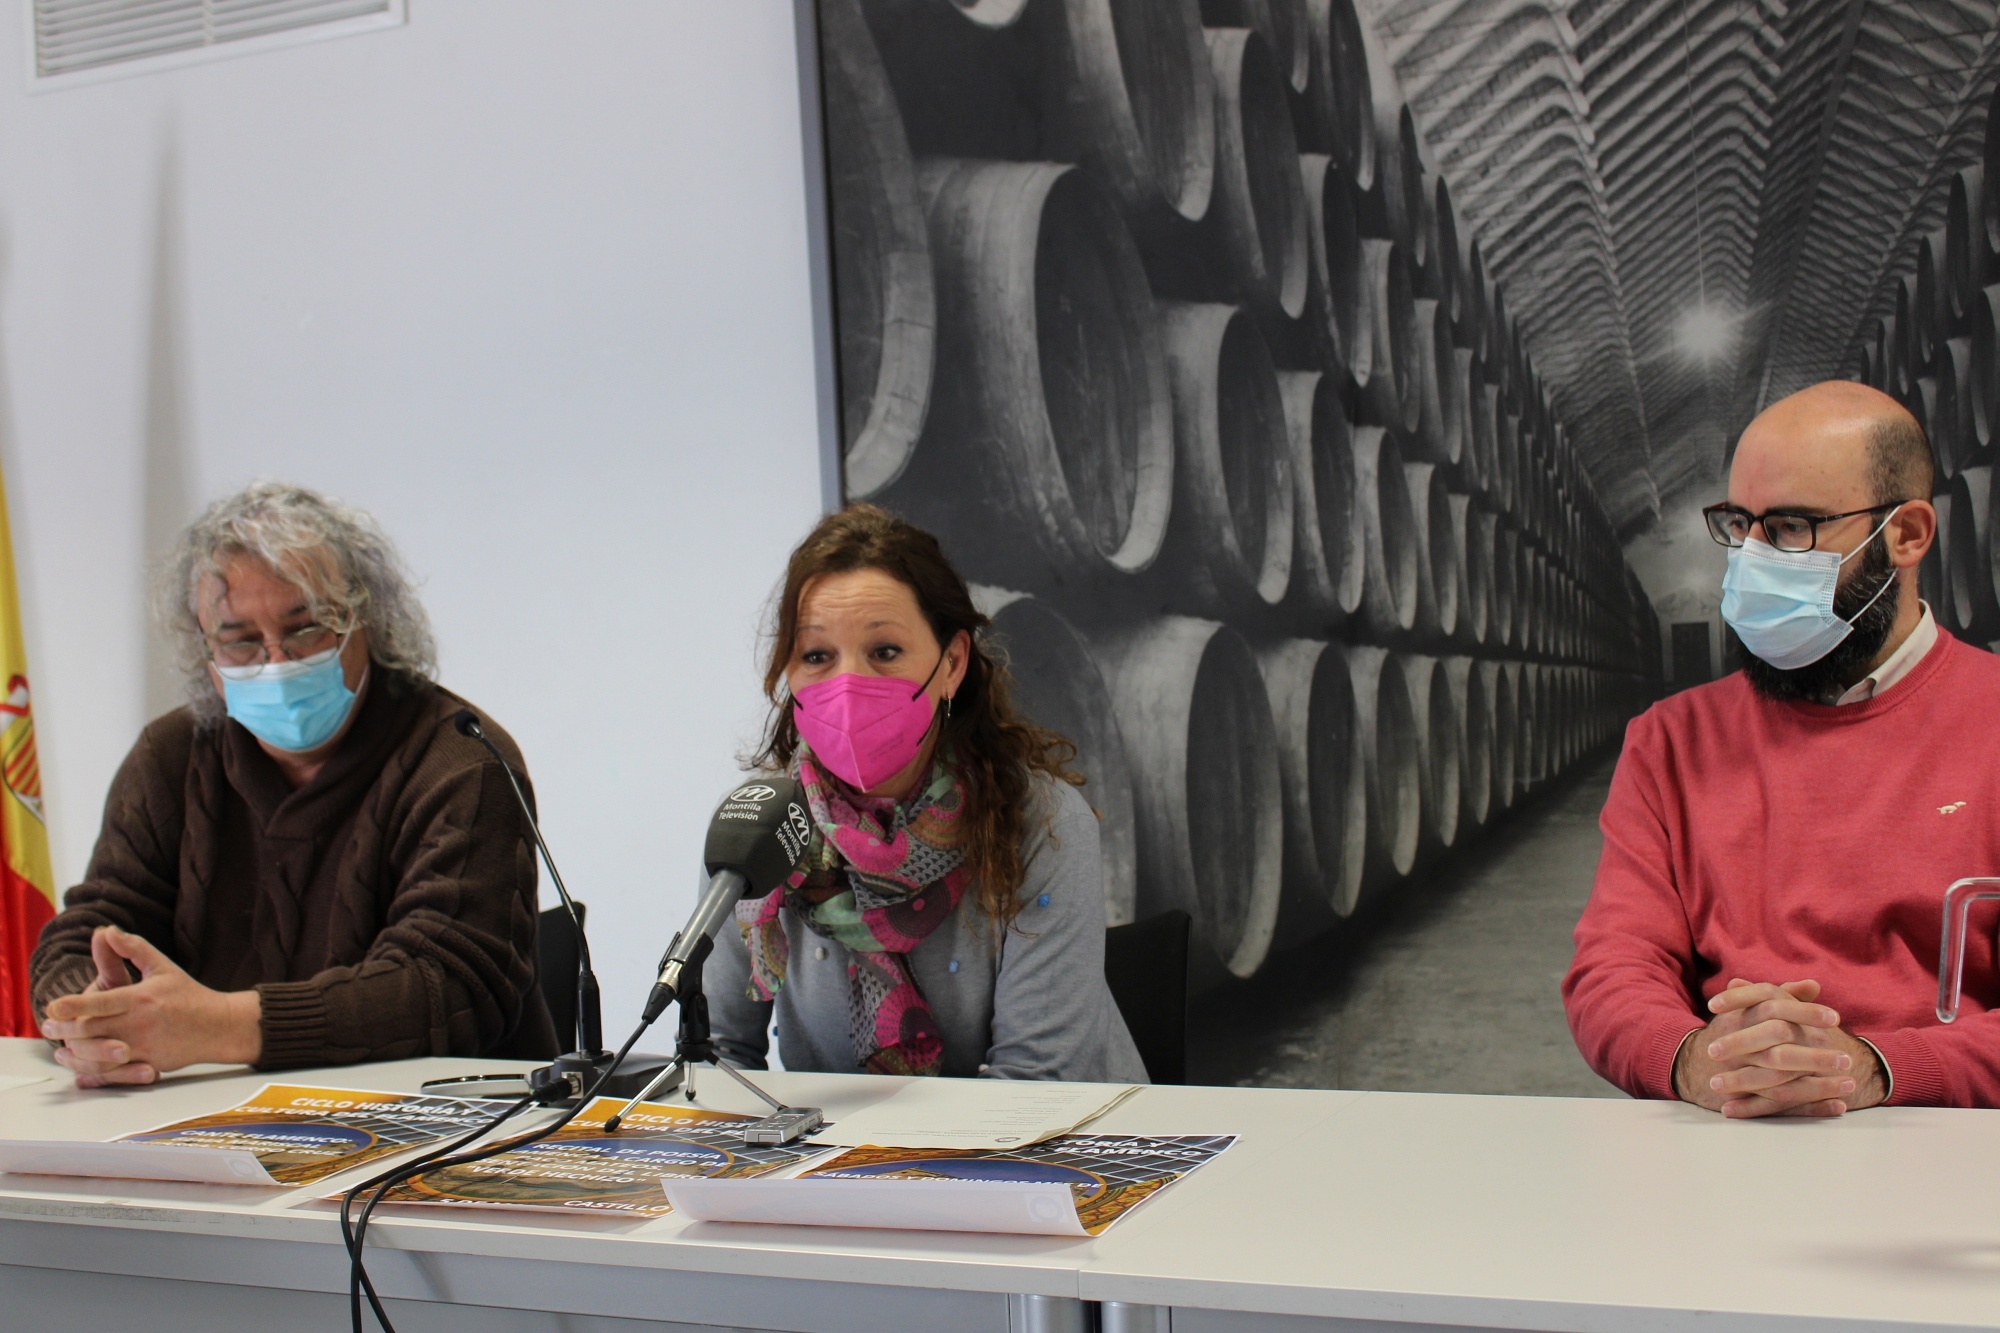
[816,0,2000,1094]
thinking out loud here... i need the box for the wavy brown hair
[752,504,1083,934]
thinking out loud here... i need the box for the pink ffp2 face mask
[792,671,940,791]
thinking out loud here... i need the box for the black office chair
[538,901,585,1050]
[1103,909,1190,1085]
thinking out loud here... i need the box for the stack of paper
[0,1083,518,1186]
[667,1133,1235,1236]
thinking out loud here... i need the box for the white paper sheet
[0,1073,50,1095]
[0,1140,277,1185]
[807,1080,1139,1150]
[664,1175,1089,1236]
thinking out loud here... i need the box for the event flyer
[114,1083,520,1184]
[667,1132,1236,1236]
[800,1134,1236,1234]
[0,1083,519,1187]
[374,1097,821,1218]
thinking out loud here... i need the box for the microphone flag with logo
[705,779,815,897]
[0,458,51,1037]
[642,778,816,1024]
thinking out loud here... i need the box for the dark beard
[1742,534,1902,702]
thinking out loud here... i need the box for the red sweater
[1564,634,2000,1107]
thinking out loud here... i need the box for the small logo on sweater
[1940,802,1969,815]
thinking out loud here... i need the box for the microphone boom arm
[453,710,603,1056]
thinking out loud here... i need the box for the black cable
[340,1092,536,1331]
[342,1042,625,1331]
[340,1021,652,1333]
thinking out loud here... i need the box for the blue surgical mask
[1720,506,1900,671]
[219,642,361,753]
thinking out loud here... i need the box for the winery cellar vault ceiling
[1372,0,2000,536]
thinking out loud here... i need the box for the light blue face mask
[1719,505,1900,671]
[218,641,361,753]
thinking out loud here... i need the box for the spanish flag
[0,462,51,1037]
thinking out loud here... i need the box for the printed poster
[374,1096,822,1218]
[0,1083,518,1186]
[666,1132,1236,1236]
[802,1133,1235,1234]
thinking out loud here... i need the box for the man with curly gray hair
[30,482,557,1084]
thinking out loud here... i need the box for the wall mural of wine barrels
[815,0,2000,1068]
[1867,83,2000,650]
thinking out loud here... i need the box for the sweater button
[814,947,827,961]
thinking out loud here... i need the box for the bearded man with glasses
[31,482,556,1085]
[1563,379,2000,1115]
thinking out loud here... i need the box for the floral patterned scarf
[734,750,970,1075]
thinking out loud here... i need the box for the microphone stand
[429,712,677,1106]
[603,952,823,1145]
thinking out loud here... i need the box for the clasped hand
[39,925,261,1087]
[1673,977,1885,1118]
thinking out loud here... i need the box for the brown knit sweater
[30,670,557,1069]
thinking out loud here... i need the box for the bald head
[1864,396,1934,507]
[1731,381,1932,515]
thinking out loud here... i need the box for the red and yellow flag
[0,461,51,1036]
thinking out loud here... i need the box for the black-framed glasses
[208,624,344,670]
[1702,502,1904,553]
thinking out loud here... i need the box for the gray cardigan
[706,774,1147,1083]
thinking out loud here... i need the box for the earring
[945,694,953,719]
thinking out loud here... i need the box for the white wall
[0,2,829,1034]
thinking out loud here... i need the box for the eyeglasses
[1701,502,1905,553]
[208,624,344,669]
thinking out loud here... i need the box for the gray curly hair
[156,481,437,723]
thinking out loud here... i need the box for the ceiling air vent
[32,0,403,84]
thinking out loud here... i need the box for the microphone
[642,777,815,1023]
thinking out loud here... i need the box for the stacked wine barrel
[825,0,1663,981]
[1853,85,2000,648]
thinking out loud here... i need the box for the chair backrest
[538,901,585,1052]
[1103,909,1190,1085]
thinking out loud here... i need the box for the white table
[2,1038,1997,1332]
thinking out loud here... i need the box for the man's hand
[1673,977,1885,1118]
[40,926,261,1087]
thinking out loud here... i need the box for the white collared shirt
[1830,602,1939,706]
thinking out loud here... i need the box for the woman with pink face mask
[705,505,1146,1082]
